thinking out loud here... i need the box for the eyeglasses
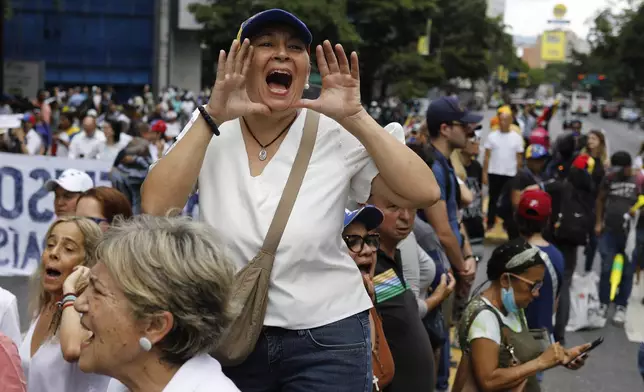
[509,273,543,295]
[86,217,109,225]
[343,234,380,253]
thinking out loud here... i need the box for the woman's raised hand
[295,40,364,122]
[206,39,271,124]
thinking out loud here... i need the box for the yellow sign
[541,31,567,62]
[553,4,567,19]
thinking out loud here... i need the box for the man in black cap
[417,96,482,391]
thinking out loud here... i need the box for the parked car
[601,102,620,119]
[619,100,641,122]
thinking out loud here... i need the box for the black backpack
[552,181,592,245]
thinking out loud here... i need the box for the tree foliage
[190,0,521,100]
[561,2,644,98]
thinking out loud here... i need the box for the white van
[571,91,592,115]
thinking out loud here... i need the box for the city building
[3,0,204,99]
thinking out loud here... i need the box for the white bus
[571,91,592,116]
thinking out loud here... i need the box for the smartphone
[572,336,604,362]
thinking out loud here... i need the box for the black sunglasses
[343,234,380,253]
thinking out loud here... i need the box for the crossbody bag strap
[261,110,320,254]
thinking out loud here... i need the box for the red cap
[517,189,552,221]
[150,120,167,133]
[572,153,595,174]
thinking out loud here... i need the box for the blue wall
[4,0,155,86]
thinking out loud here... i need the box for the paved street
[1,109,643,391]
[472,110,644,392]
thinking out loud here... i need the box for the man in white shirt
[44,169,94,216]
[0,286,20,347]
[483,112,524,231]
[68,116,106,159]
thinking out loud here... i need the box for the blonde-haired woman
[74,215,240,392]
[19,217,111,392]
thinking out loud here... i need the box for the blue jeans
[223,311,372,392]
[598,231,635,307]
[436,331,450,390]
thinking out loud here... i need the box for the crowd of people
[0,7,643,392]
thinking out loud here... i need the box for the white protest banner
[0,153,112,276]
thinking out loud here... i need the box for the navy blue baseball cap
[344,205,384,231]
[237,9,313,48]
[426,96,484,128]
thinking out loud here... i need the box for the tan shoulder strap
[262,110,319,254]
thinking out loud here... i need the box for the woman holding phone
[453,238,591,392]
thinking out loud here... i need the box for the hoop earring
[139,337,152,352]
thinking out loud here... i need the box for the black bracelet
[197,106,220,136]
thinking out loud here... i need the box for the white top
[54,132,70,157]
[483,130,525,177]
[467,297,522,346]
[0,287,21,347]
[106,354,239,392]
[68,130,107,159]
[25,129,43,155]
[97,134,133,164]
[172,108,403,329]
[19,316,111,392]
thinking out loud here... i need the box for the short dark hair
[515,212,548,237]
[427,121,442,139]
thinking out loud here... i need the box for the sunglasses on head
[343,233,380,253]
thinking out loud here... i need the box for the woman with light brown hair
[75,186,133,231]
[74,215,239,392]
[18,217,110,392]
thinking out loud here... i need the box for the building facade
[4,0,205,98]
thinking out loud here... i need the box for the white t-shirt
[68,130,107,159]
[483,130,525,177]
[0,287,21,347]
[173,108,402,329]
[19,316,111,392]
[106,354,239,392]
[54,132,70,157]
[97,134,133,164]
[467,297,522,346]
[25,129,43,155]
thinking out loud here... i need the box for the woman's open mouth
[44,267,62,281]
[265,69,292,96]
[80,319,95,349]
[357,263,373,278]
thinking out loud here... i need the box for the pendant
[258,148,267,161]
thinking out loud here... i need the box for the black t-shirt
[462,160,484,242]
[374,250,434,392]
[511,168,542,192]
